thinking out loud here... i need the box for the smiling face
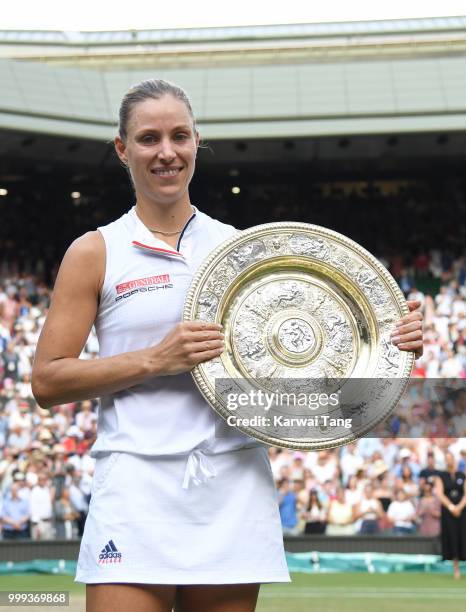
[114,94,199,209]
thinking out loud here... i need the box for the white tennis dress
[75,205,290,585]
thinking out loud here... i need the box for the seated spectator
[387,489,417,535]
[0,482,30,539]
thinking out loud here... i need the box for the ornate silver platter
[183,223,414,451]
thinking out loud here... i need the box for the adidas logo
[98,539,122,563]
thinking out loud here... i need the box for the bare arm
[456,479,466,514]
[31,231,224,409]
[434,475,456,513]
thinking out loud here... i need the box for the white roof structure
[0,16,466,141]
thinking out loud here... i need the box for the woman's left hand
[391,299,424,359]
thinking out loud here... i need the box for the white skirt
[75,445,290,585]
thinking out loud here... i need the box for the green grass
[1,573,466,612]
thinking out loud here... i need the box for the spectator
[0,482,30,540]
[387,489,417,535]
[417,482,441,536]
[301,489,326,535]
[54,487,79,540]
[419,451,441,491]
[355,484,385,534]
[326,485,355,535]
[69,472,89,536]
[396,465,420,500]
[277,479,299,536]
[29,473,54,540]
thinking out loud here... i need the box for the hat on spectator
[43,417,55,426]
[66,425,83,439]
[41,445,53,455]
[38,429,53,441]
[372,459,389,477]
[399,448,411,459]
[13,472,25,481]
[52,444,66,454]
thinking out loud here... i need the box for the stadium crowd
[0,178,465,539]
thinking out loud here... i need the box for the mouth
[150,166,183,177]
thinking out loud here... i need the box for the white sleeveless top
[91,205,261,483]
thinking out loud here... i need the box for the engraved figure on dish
[279,319,314,353]
[326,313,352,353]
[290,235,330,259]
[228,240,266,271]
[265,281,305,310]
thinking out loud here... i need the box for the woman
[434,451,466,579]
[301,488,327,534]
[355,483,385,535]
[54,486,79,540]
[31,78,423,612]
[326,485,355,536]
[396,465,420,500]
[417,481,440,537]
[386,488,417,535]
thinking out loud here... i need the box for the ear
[114,136,128,165]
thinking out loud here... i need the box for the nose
[157,136,176,162]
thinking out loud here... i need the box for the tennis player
[31,79,424,612]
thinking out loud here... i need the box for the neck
[135,196,194,233]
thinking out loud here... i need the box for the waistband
[182,444,266,490]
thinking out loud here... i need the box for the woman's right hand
[151,321,225,375]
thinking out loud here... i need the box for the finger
[396,340,423,351]
[392,331,422,345]
[188,339,225,353]
[191,330,225,341]
[395,311,423,327]
[391,321,422,337]
[406,300,421,311]
[184,320,223,332]
[191,346,225,365]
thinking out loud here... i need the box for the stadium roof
[1,15,466,46]
[1,15,466,68]
[0,16,466,142]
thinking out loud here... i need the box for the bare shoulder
[57,230,105,295]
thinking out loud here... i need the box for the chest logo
[115,274,173,302]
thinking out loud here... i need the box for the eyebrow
[137,124,191,134]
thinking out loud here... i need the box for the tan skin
[434,452,466,580]
[32,94,424,612]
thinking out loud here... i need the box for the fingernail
[392,336,400,344]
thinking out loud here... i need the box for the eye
[140,134,158,144]
[174,133,189,141]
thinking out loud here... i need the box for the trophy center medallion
[277,318,315,354]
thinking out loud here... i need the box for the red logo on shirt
[116,274,171,294]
